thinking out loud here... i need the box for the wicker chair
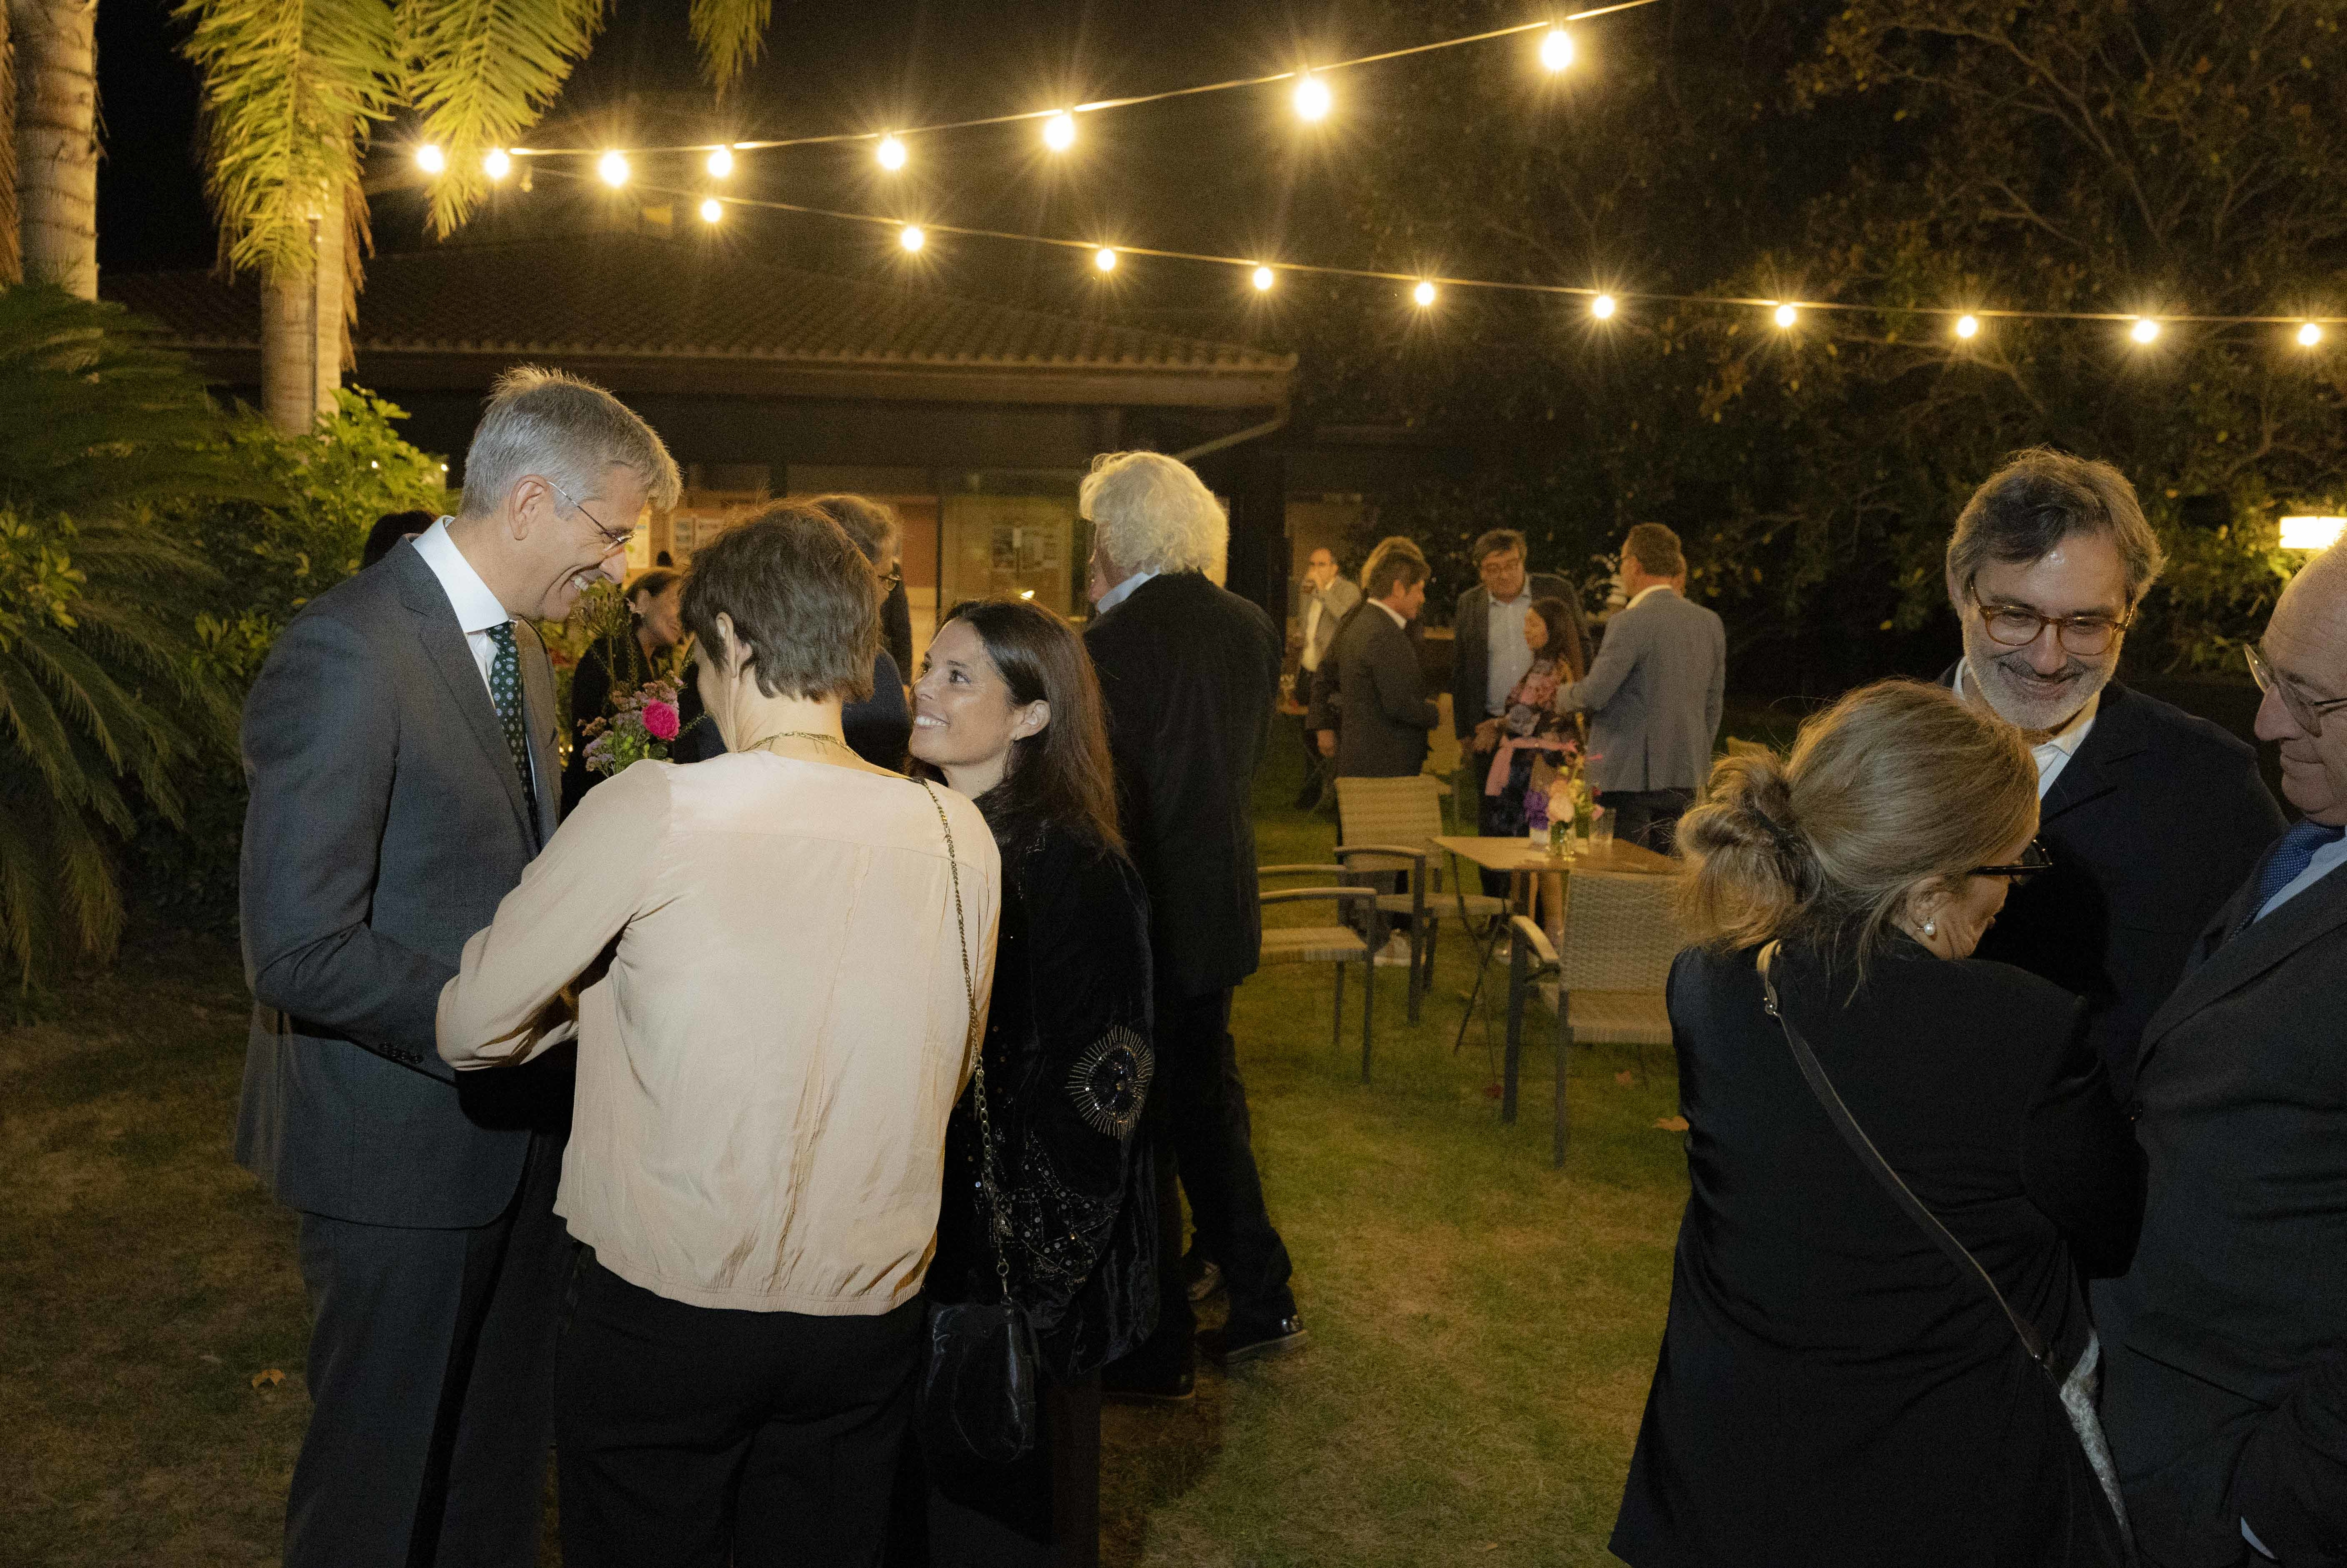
[1502,868,1685,1165]
[1256,866,1382,1083]
[1332,775,1507,1023]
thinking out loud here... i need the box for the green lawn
[1,728,1689,1566]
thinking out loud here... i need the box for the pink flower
[642,700,680,742]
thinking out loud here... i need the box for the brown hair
[1365,550,1429,601]
[1676,680,2037,966]
[1526,595,1586,680]
[626,567,681,605]
[801,493,901,567]
[930,598,1123,854]
[1359,534,1426,590]
[1946,447,2165,612]
[1471,528,1528,566]
[680,503,878,703]
[1624,523,1686,578]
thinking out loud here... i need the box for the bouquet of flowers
[580,675,686,776]
[1526,742,1599,854]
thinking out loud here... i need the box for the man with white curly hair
[1081,451,1308,1396]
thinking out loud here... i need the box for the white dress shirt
[1301,595,1327,673]
[1485,588,1536,717]
[1096,570,1158,614]
[1954,659,2100,798]
[413,517,514,700]
[1374,599,1409,632]
[2253,827,2347,922]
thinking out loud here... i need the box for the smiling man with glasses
[1941,448,2282,1104]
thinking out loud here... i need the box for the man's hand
[1316,730,1337,758]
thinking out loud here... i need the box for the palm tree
[1,3,20,286]
[9,0,99,298]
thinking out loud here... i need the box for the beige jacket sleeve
[437,760,667,1069]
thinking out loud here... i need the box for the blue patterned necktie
[485,622,535,803]
[2235,819,2346,936]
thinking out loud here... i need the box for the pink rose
[642,700,680,742]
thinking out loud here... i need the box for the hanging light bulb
[1591,294,1616,320]
[1294,74,1332,121]
[706,147,733,178]
[1413,280,1437,308]
[2130,317,2160,343]
[1251,265,1276,292]
[1773,302,1798,329]
[483,148,511,180]
[1043,113,1077,151]
[899,225,926,253]
[415,144,446,175]
[877,135,907,170]
[1954,314,1980,339]
[699,198,723,224]
[1541,29,1575,72]
[2297,321,2324,348]
[1093,246,1118,273]
[598,150,630,188]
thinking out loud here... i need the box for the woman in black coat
[906,598,1156,1567]
[561,567,684,813]
[1611,680,2143,1568]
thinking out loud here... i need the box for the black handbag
[1758,943,2136,1568]
[914,782,1041,1466]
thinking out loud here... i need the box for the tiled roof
[105,238,1294,376]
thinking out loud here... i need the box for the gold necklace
[743,730,850,757]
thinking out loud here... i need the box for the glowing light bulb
[415,144,446,175]
[1043,113,1076,151]
[2281,516,2347,550]
[1773,302,1798,329]
[899,225,926,253]
[1955,314,1980,339]
[706,147,733,178]
[1413,280,1437,308]
[2298,321,2324,348]
[598,150,629,188]
[699,198,723,224]
[876,135,907,170]
[1591,294,1616,320]
[483,148,511,180]
[2130,317,2160,343]
[1093,246,1118,273]
[1541,29,1575,72]
[1252,265,1275,292]
[1295,74,1332,121]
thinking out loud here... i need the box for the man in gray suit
[1293,546,1361,808]
[2097,542,2347,1568]
[1559,523,1725,854]
[238,367,680,1568]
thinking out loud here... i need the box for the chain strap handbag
[1757,943,2135,1567]
[913,781,1041,1466]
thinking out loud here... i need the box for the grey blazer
[1334,603,1439,779]
[1299,575,1362,674]
[1451,574,1583,740]
[2094,855,2347,1568]
[236,539,566,1230]
[1561,587,1725,794]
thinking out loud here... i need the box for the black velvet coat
[926,819,1158,1379]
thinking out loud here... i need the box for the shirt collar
[1375,599,1409,630]
[1628,583,1674,608]
[1489,583,1531,608]
[1954,658,2102,755]
[413,518,513,636]
[1096,569,1157,614]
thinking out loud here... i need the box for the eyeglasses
[1477,554,1526,578]
[2245,641,2347,738]
[547,480,643,556]
[1972,595,2130,656]
[1971,840,2054,882]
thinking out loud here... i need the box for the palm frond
[175,0,398,281]
[690,0,770,93]
[398,0,606,237]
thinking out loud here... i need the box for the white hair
[458,365,681,521]
[1079,451,1227,578]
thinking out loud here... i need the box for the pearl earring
[1924,920,1937,937]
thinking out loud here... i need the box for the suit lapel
[390,545,536,838]
[2037,683,2150,826]
[2139,857,2347,1068]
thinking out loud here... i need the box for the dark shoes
[1101,1360,1196,1404]
[1198,1315,1309,1366]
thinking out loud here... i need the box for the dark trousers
[556,1257,923,1568]
[1119,987,1298,1375]
[1475,763,1516,898]
[286,1129,573,1568]
[1598,788,1696,857]
[1294,709,1329,806]
[915,1373,1103,1567]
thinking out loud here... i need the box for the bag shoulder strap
[919,780,1015,1305]
[1756,942,2051,1369]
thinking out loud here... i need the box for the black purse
[914,782,1041,1466]
[1757,943,2135,1568]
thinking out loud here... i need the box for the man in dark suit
[1452,528,1585,892]
[1292,547,1361,808]
[2097,541,2347,1568]
[1333,548,1441,781]
[238,367,680,1568]
[1937,449,2282,1101]
[1080,451,1304,1393]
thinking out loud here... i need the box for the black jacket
[1333,601,1439,779]
[1948,675,2283,1101]
[1613,940,2141,1568]
[1084,572,1282,1000]
[1451,574,1584,740]
[2096,852,2347,1568]
[926,821,1158,1379]
[655,650,911,771]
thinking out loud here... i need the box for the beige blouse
[437,751,1000,1316]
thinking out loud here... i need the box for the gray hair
[1947,448,2165,611]
[457,366,681,523]
[1079,451,1226,577]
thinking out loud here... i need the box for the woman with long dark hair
[903,598,1156,1567]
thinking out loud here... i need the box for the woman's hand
[1472,717,1503,753]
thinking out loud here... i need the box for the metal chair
[1502,868,1684,1165]
[1333,775,1508,1023]
[1256,865,1383,1083]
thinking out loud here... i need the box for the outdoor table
[1432,835,1676,1057]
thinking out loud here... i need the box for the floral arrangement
[1525,742,1600,851]
[580,675,686,776]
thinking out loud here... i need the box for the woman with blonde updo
[1610,680,2142,1568]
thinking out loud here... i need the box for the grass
[1,728,1689,1567]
